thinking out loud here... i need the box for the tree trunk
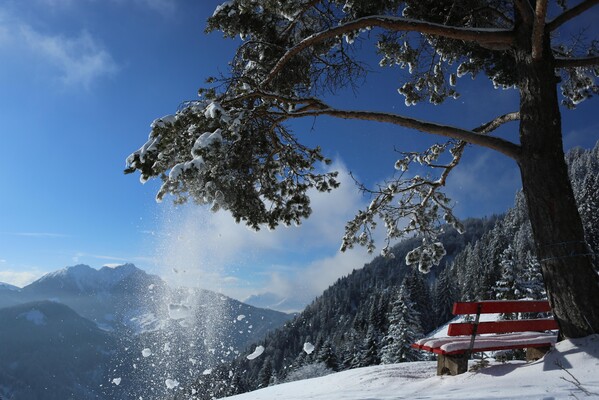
[516,30,599,338]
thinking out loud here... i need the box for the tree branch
[555,55,599,68]
[531,0,548,61]
[547,0,599,32]
[262,15,515,87]
[514,0,534,25]
[274,108,521,160]
[474,111,520,134]
[280,0,321,39]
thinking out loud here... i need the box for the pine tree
[522,251,545,300]
[126,0,599,339]
[361,326,381,366]
[380,283,423,364]
[404,269,434,333]
[317,340,339,371]
[492,245,526,302]
[433,266,457,327]
[257,357,273,389]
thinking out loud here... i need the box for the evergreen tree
[433,266,457,327]
[361,326,381,367]
[522,251,546,300]
[492,245,527,302]
[380,283,423,364]
[257,357,273,389]
[404,269,434,332]
[317,340,339,372]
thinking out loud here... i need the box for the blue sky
[1,1,598,305]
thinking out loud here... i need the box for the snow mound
[223,335,599,400]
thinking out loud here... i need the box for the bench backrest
[447,300,558,337]
[452,300,552,315]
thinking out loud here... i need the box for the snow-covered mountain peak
[27,263,149,293]
[0,281,21,291]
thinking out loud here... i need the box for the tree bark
[516,25,599,338]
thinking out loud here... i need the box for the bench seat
[413,331,557,355]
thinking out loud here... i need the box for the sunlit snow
[168,303,192,320]
[141,348,152,357]
[246,345,265,360]
[111,377,121,386]
[222,335,599,400]
[165,378,179,389]
[303,342,315,355]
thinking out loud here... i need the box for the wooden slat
[452,300,551,315]
[447,318,558,336]
[435,341,555,355]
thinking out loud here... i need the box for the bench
[412,300,559,375]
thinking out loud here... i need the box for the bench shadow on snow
[472,335,599,377]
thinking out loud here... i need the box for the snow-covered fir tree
[380,282,423,364]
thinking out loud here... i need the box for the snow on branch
[262,15,515,87]
[339,111,520,272]
[555,56,599,69]
[547,0,599,32]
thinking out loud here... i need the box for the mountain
[0,301,126,400]
[244,292,306,314]
[0,282,20,291]
[0,263,293,399]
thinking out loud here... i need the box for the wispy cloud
[0,7,118,88]
[132,0,175,14]
[2,232,69,238]
[72,252,128,263]
[35,0,176,15]
[20,27,118,88]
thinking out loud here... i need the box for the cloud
[0,269,44,287]
[34,0,176,14]
[7,232,69,238]
[151,162,375,302]
[102,263,124,268]
[132,0,175,14]
[20,27,118,88]
[0,8,118,88]
[257,247,374,305]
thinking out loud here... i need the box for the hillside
[220,334,599,400]
[178,141,599,400]
[0,301,122,400]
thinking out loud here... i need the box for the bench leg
[437,354,468,375]
[526,346,550,361]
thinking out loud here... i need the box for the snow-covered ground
[221,335,599,400]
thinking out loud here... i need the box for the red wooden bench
[412,300,559,375]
